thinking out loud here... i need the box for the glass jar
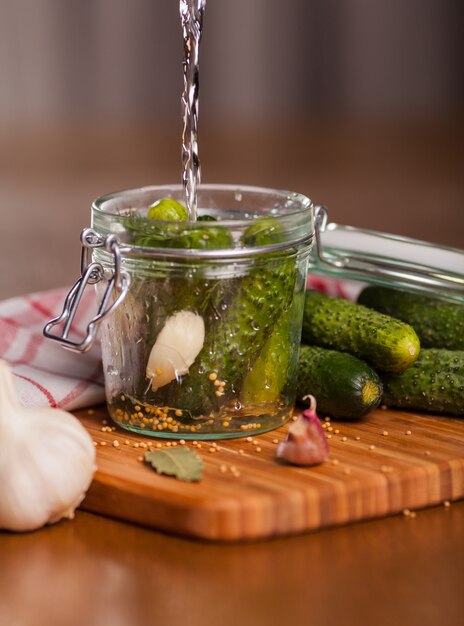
[88,184,313,439]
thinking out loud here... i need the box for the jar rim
[92,183,313,222]
[91,183,314,258]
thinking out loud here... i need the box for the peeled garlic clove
[146,310,205,390]
[276,395,328,466]
[0,360,96,532]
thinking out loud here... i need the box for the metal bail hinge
[43,228,131,353]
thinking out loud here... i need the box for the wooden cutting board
[76,406,464,542]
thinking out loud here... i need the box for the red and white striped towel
[0,288,105,410]
[0,277,359,411]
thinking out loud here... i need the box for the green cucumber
[241,310,291,404]
[357,286,464,350]
[381,348,464,416]
[124,210,233,249]
[302,290,420,373]
[296,345,383,419]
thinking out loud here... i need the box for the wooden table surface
[0,119,463,626]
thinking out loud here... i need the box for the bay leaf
[144,447,203,482]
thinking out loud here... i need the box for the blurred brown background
[0,0,463,298]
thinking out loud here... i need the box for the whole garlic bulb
[0,360,96,532]
[146,310,205,390]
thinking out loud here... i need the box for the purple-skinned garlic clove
[276,395,329,466]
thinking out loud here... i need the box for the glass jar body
[93,184,313,439]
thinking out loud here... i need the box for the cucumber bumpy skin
[381,348,464,416]
[357,286,464,350]
[302,290,420,373]
[296,345,383,419]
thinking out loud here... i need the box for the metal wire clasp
[43,228,131,353]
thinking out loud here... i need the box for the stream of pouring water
[180,0,206,221]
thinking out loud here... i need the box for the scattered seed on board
[369,445,376,450]
[405,430,412,435]
[444,501,451,508]
[99,441,107,447]
[272,439,279,444]
[382,431,389,436]
[113,440,120,448]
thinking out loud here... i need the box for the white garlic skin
[0,361,96,532]
[146,310,205,390]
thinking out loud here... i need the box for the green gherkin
[357,286,464,350]
[302,290,420,373]
[381,349,464,416]
[241,310,292,404]
[296,345,383,419]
